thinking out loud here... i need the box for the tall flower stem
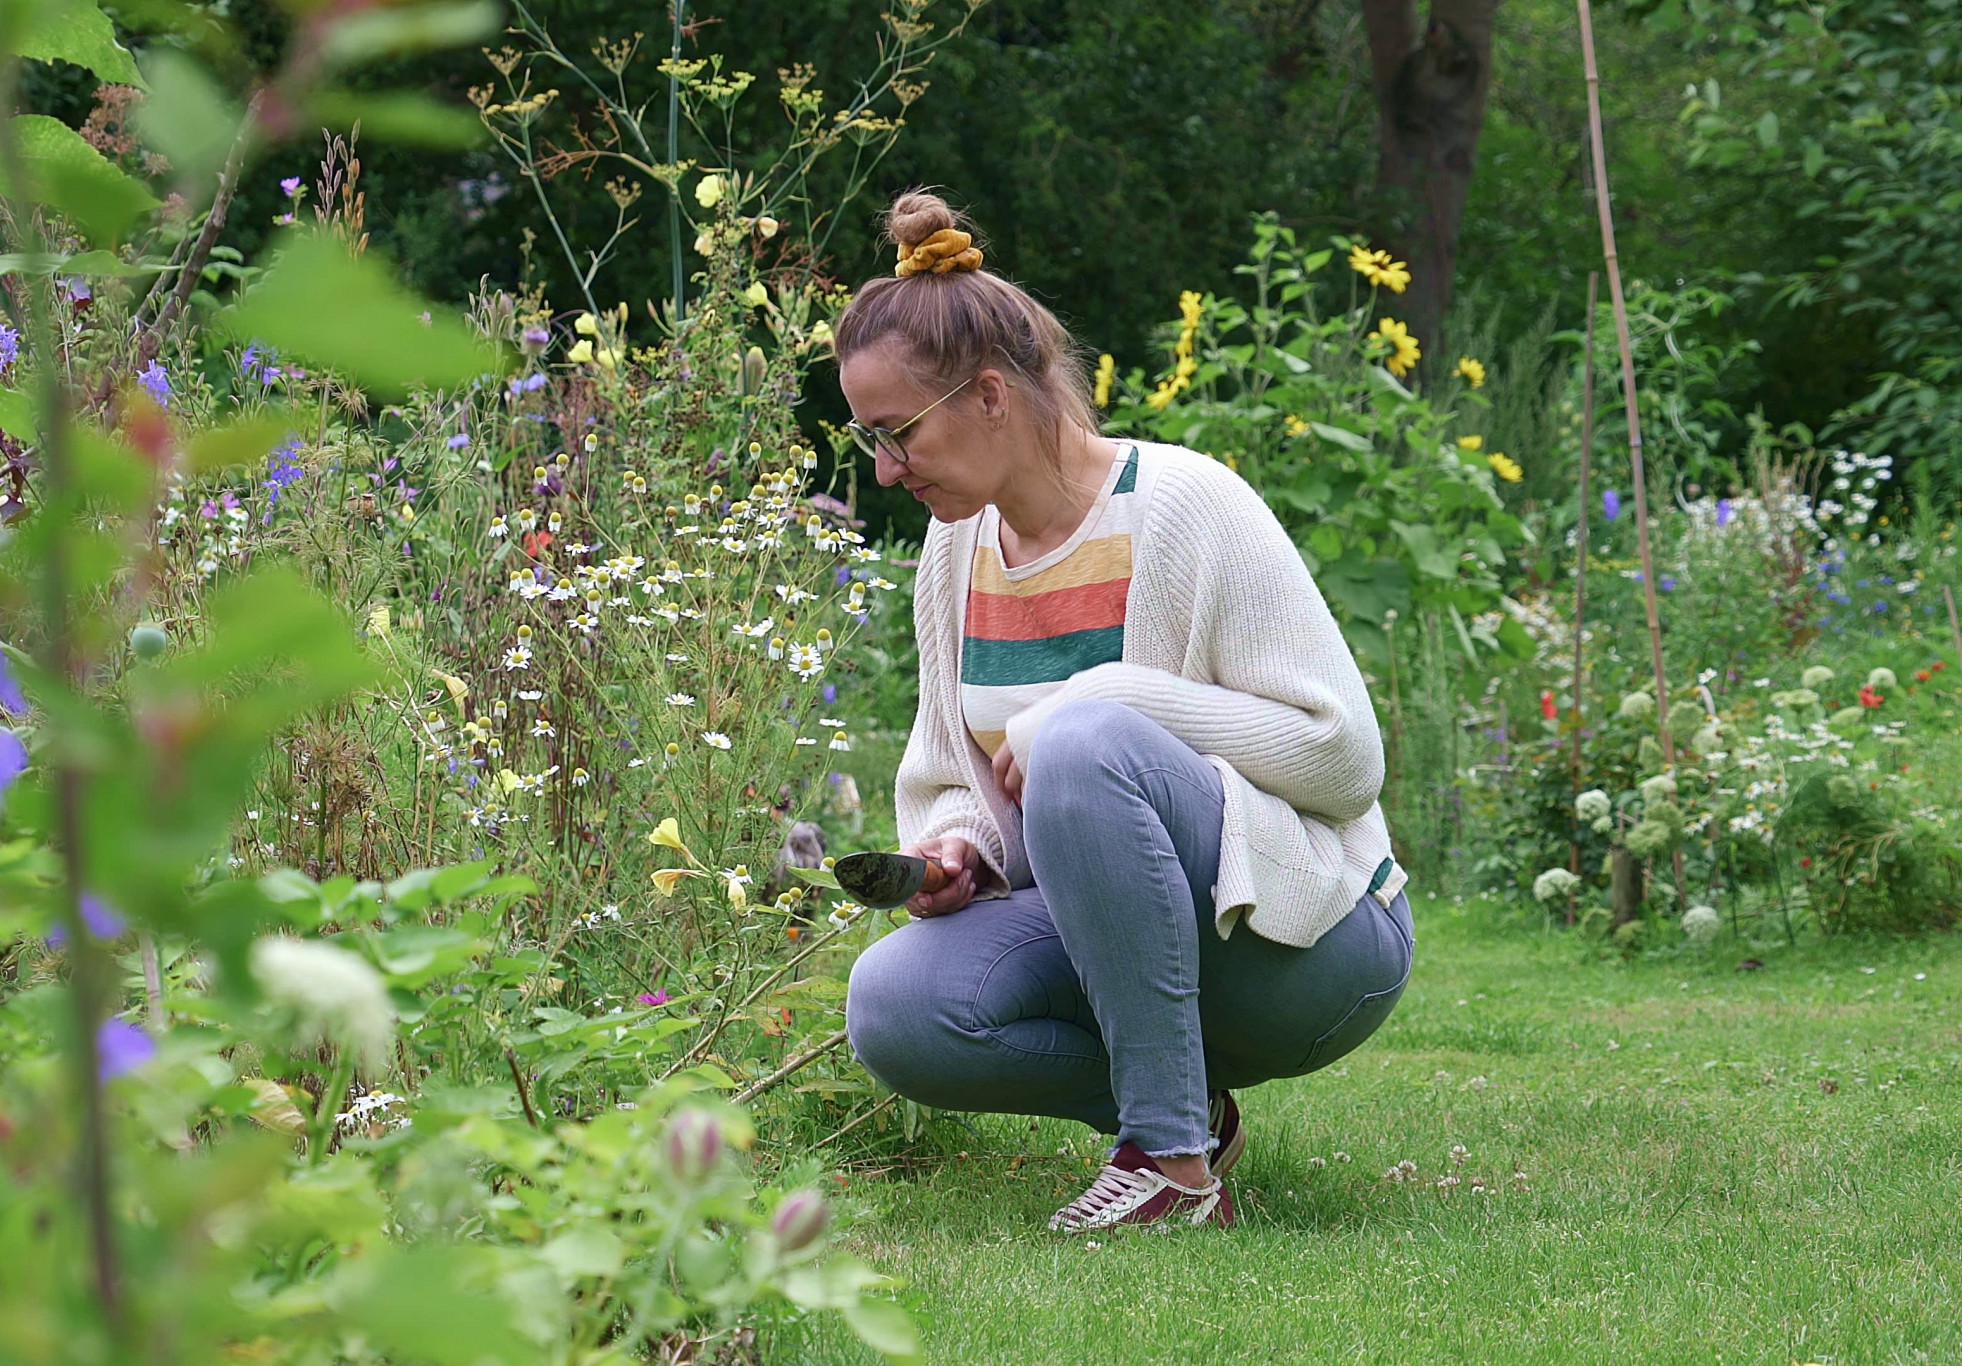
[0,47,123,1335]
[668,0,686,326]
[1566,270,1599,927]
[1576,0,1687,915]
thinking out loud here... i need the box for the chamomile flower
[666,693,696,707]
[819,718,846,728]
[488,515,509,539]
[665,652,690,663]
[571,767,590,787]
[829,730,851,752]
[701,731,733,750]
[786,643,824,678]
[502,645,533,671]
[530,715,555,737]
[731,616,775,638]
[775,583,818,604]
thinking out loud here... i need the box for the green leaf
[0,248,146,277]
[328,1244,523,1365]
[842,1299,924,1362]
[1755,110,1780,148]
[1390,520,1456,580]
[134,50,242,193]
[0,390,36,442]
[1308,421,1372,453]
[219,231,499,397]
[321,0,501,66]
[186,413,295,474]
[305,89,485,148]
[0,115,159,244]
[789,866,842,891]
[7,0,145,86]
[540,1226,626,1281]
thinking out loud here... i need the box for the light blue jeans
[845,699,1415,1159]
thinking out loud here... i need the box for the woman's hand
[991,741,1026,807]
[899,836,982,918]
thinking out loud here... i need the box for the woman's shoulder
[1127,441,1273,540]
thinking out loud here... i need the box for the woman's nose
[872,449,908,486]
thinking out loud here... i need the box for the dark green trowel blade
[832,851,929,909]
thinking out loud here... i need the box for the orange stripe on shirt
[966,576,1131,641]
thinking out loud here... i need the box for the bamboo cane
[1945,584,1962,677]
[1576,0,1688,916]
[1567,270,1599,926]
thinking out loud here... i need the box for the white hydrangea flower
[1576,789,1611,822]
[1682,904,1721,942]
[1533,867,1581,903]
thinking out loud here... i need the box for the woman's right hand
[900,836,982,918]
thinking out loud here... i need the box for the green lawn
[766,897,1962,1365]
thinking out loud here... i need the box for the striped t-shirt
[962,445,1140,759]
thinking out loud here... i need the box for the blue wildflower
[1716,498,1732,527]
[0,322,18,373]
[447,433,470,449]
[0,651,24,714]
[138,361,170,406]
[0,728,25,804]
[1603,489,1620,521]
[97,1019,154,1080]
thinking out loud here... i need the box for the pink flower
[636,989,670,1007]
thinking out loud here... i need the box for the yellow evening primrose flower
[497,768,523,795]
[693,229,717,257]
[1371,317,1420,378]
[593,346,622,371]
[1456,434,1484,451]
[1487,451,1523,483]
[743,281,770,308]
[694,173,724,208]
[1093,353,1115,408]
[648,816,703,865]
[567,339,595,365]
[651,867,708,896]
[574,312,599,337]
[1457,356,1486,388]
[435,670,469,706]
[366,605,390,640]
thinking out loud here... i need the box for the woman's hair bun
[883,189,966,252]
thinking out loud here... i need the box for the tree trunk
[1610,845,1640,928]
[1360,0,1501,375]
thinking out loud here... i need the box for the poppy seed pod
[769,1189,829,1251]
[665,1108,722,1183]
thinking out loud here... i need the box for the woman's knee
[1022,699,1156,811]
[844,932,945,1096]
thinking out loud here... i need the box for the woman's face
[839,342,998,522]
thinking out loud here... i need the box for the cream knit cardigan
[893,439,1407,949]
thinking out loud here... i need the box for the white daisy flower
[819,718,845,728]
[829,730,851,752]
[502,645,532,671]
[731,616,776,638]
[665,652,690,663]
[701,731,733,750]
[530,716,555,737]
[848,546,881,563]
[794,737,817,746]
[666,693,696,706]
[775,584,818,604]
[487,515,508,539]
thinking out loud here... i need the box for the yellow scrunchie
[895,227,984,277]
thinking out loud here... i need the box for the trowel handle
[915,857,951,896]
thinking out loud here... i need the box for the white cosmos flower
[701,731,733,750]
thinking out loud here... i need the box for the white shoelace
[1049,1162,1218,1232]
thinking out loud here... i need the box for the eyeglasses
[845,375,974,466]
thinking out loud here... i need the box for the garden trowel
[831,850,951,909]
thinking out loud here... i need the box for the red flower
[1933,660,1948,672]
[522,529,555,559]
[1540,689,1557,721]
[1858,683,1884,709]
[1799,856,1813,869]
[1916,670,1931,682]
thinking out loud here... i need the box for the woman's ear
[976,367,1013,425]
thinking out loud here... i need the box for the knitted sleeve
[891,522,1013,894]
[1003,458,1385,823]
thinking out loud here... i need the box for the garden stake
[732,1027,851,1106]
[667,0,686,323]
[1945,584,1962,674]
[1568,269,1600,926]
[1577,0,1688,916]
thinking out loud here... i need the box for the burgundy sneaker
[1207,1089,1246,1179]
[1048,1142,1235,1233]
